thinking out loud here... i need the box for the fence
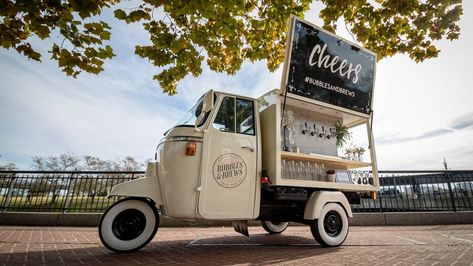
[1,170,473,213]
[0,171,143,213]
[352,170,473,212]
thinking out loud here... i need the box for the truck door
[198,95,258,219]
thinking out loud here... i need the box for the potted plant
[335,121,351,148]
[353,147,366,161]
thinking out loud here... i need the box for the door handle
[241,146,254,152]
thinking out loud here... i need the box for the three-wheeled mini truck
[99,16,380,252]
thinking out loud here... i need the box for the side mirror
[195,90,214,127]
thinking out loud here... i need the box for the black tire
[310,203,349,247]
[261,220,289,234]
[99,198,159,252]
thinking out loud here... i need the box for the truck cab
[156,90,261,221]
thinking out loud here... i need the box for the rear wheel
[99,198,159,252]
[261,220,289,234]
[310,203,349,247]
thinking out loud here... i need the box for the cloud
[374,127,473,170]
[376,128,457,144]
[177,59,282,107]
[374,110,473,145]
[449,111,473,130]
[0,47,181,168]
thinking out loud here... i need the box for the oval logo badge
[212,153,247,188]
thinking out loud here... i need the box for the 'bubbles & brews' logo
[212,153,247,188]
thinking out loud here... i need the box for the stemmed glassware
[348,170,373,185]
[281,159,331,181]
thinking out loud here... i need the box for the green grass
[1,195,116,212]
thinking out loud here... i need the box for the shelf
[275,178,378,192]
[281,151,371,169]
[283,94,369,128]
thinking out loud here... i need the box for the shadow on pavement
[2,233,340,265]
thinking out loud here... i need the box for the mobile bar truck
[99,16,379,252]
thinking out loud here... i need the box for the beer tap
[302,122,308,135]
[311,123,317,136]
[327,127,336,139]
[319,126,326,138]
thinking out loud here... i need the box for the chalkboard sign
[283,17,376,115]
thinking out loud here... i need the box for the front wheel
[310,203,349,247]
[261,220,289,234]
[99,198,159,252]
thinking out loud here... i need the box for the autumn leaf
[0,0,463,95]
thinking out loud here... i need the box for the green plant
[335,121,351,148]
[0,1,463,94]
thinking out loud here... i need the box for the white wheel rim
[264,221,289,233]
[101,200,156,251]
[317,203,348,246]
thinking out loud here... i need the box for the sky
[1,2,472,170]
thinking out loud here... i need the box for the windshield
[175,96,204,127]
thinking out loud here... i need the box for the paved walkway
[0,225,472,265]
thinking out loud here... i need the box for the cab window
[213,96,235,132]
[236,98,254,135]
[213,96,255,135]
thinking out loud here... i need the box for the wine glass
[281,159,287,179]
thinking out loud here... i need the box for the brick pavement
[0,225,472,265]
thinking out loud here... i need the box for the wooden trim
[274,178,377,192]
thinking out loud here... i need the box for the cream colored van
[98,16,380,252]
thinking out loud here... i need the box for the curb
[1,211,472,227]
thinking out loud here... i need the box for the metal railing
[352,170,473,212]
[0,171,142,213]
[1,170,472,213]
